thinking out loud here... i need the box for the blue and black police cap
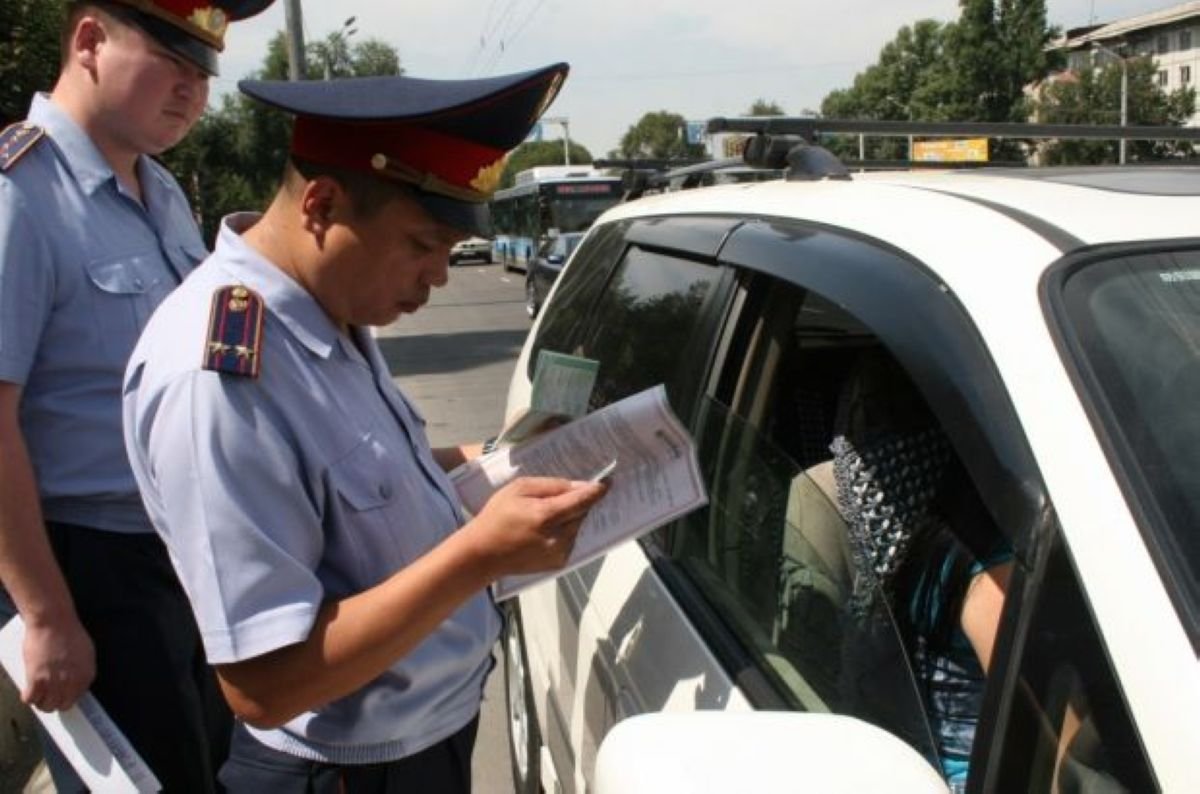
[238,63,569,238]
[77,1,275,76]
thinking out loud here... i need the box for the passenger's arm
[0,382,95,710]
[960,560,1013,673]
[214,475,605,729]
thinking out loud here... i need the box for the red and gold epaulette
[202,285,264,378]
[0,122,45,172]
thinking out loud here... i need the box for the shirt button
[378,483,392,500]
[133,278,144,289]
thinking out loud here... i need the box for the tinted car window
[533,232,723,416]
[579,247,721,413]
[1052,246,1200,640]
[989,530,1155,793]
[661,277,951,766]
[529,222,629,378]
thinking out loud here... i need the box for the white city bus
[489,166,622,272]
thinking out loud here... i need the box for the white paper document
[0,616,161,793]
[451,385,709,600]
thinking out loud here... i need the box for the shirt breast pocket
[85,252,176,361]
[327,438,425,583]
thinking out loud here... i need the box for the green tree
[820,20,949,158]
[819,1,1059,160]
[746,99,785,116]
[939,0,1058,124]
[1035,58,1197,163]
[617,111,706,160]
[349,39,402,77]
[0,0,65,126]
[499,140,594,188]
[160,31,405,242]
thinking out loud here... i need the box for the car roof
[598,166,1200,291]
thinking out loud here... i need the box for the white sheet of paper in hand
[0,616,161,792]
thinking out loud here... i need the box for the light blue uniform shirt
[0,94,206,533]
[123,214,502,764]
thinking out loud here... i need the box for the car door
[580,215,1047,783]
[519,218,744,792]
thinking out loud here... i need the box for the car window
[561,234,583,258]
[658,275,1019,767]
[533,236,724,420]
[1050,246,1200,644]
[577,246,722,414]
[986,529,1155,793]
[529,222,629,380]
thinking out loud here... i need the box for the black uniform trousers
[29,522,231,793]
[219,716,479,794]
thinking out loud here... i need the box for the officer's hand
[21,614,96,712]
[468,476,607,576]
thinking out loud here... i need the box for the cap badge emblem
[189,7,229,38]
[470,157,506,197]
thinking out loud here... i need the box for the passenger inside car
[801,351,1012,793]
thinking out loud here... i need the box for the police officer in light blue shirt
[0,2,273,791]
[123,66,606,793]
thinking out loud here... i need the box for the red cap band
[291,117,508,200]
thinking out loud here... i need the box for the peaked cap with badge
[80,0,276,75]
[203,64,569,379]
[238,62,569,237]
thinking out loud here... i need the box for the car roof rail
[740,134,851,181]
[708,116,1200,180]
[593,158,710,201]
[706,116,1200,143]
[593,158,707,171]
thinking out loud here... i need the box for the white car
[449,235,493,265]
[501,145,1200,793]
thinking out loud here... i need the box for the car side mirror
[594,712,948,793]
[547,254,565,265]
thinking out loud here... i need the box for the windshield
[545,184,621,232]
[1055,247,1200,637]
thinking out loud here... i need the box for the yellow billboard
[912,138,989,163]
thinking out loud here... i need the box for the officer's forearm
[214,523,495,729]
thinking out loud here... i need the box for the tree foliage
[159,31,404,242]
[616,111,706,160]
[0,0,65,126]
[746,99,785,116]
[308,31,402,79]
[1034,58,1197,163]
[819,1,1061,160]
[500,140,594,188]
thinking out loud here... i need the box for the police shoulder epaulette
[0,122,46,172]
[202,285,265,378]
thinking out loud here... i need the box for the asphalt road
[376,258,531,794]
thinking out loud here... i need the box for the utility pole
[284,0,306,81]
[541,116,571,164]
[1092,41,1128,164]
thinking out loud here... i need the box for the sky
[212,1,1173,156]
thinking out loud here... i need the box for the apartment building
[1052,1,1200,126]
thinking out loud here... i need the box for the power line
[464,0,506,74]
[476,0,539,75]
[570,59,861,83]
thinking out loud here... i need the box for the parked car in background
[500,124,1200,794]
[525,231,584,318]
[449,235,492,265]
